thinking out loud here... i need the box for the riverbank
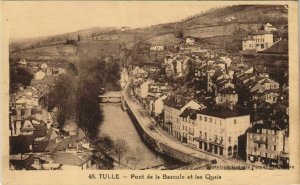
[123,78,250,168]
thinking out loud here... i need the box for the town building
[246,120,289,168]
[225,16,236,22]
[163,97,204,140]
[263,23,277,33]
[193,105,250,158]
[35,70,46,80]
[242,32,274,52]
[150,45,165,51]
[185,37,196,45]
[216,86,238,105]
[19,58,27,65]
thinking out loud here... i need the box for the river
[98,101,184,170]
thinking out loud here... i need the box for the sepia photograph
[1,3,298,183]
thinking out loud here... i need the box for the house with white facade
[193,105,250,158]
[163,97,205,140]
[242,32,274,52]
[246,120,289,168]
[185,37,196,45]
[263,23,277,32]
[216,86,238,105]
[150,45,165,51]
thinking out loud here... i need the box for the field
[145,33,182,46]
[10,44,78,62]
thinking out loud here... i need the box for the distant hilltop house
[40,63,48,70]
[185,37,196,45]
[262,23,277,33]
[242,31,274,52]
[225,16,236,23]
[150,45,165,51]
[120,27,130,32]
[18,58,27,65]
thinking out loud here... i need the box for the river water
[98,102,184,169]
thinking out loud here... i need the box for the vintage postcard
[0,1,299,185]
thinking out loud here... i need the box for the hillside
[9,5,289,63]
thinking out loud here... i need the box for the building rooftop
[259,39,288,54]
[164,96,189,110]
[179,108,199,120]
[33,123,48,138]
[219,86,236,94]
[10,135,34,155]
[198,105,249,118]
[249,120,288,132]
[52,151,91,166]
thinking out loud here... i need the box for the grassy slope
[141,5,288,52]
[10,5,288,62]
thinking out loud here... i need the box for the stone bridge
[98,91,122,103]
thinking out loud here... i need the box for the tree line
[47,58,120,140]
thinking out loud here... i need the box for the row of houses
[130,29,289,168]
[9,60,100,170]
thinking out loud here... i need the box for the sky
[3,1,222,39]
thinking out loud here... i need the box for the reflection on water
[99,103,168,169]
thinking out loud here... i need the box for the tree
[93,135,114,155]
[112,139,129,167]
[47,72,78,128]
[126,147,144,169]
[175,30,184,39]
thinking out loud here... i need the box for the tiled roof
[33,140,49,152]
[260,40,288,54]
[10,155,36,170]
[198,105,249,119]
[21,120,36,132]
[164,97,188,109]
[219,86,236,94]
[249,120,288,132]
[10,135,34,154]
[179,108,199,120]
[52,152,91,166]
[33,123,48,138]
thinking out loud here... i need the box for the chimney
[15,121,22,136]
[228,103,234,110]
[253,103,257,111]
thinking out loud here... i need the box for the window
[256,135,260,140]
[265,144,268,149]
[199,116,202,121]
[257,129,260,134]
[258,143,261,148]
[273,145,276,151]
[204,117,207,122]
[228,137,231,143]
[265,153,268,157]
[234,119,237,124]
[209,118,212,123]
